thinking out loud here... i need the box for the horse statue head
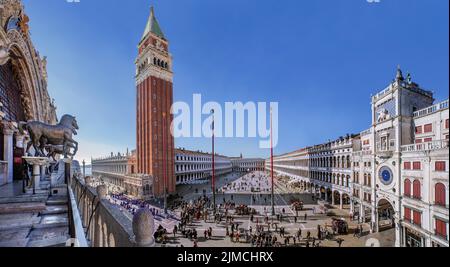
[60,114,79,135]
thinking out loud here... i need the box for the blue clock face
[379,166,393,185]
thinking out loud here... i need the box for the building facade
[175,149,232,185]
[135,7,175,197]
[266,68,449,247]
[92,148,236,191]
[231,156,265,172]
[91,150,153,199]
[0,0,57,186]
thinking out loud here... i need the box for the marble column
[372,207,379,233]
[3,127,14,184]
[23,157,50,194]
[32,164,40,192]
[340,193,343,210]
[40,165,46,182]
[332,192,335,206]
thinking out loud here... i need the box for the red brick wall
[136,75,175,197]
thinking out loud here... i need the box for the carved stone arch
[7,42,37,120]
[7,26,53,123]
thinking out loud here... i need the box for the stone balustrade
[69,174,155,247]
[413,99,449,118]
[401,140,449,153]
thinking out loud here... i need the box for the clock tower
[135,7,175,197]
[369,66,434,246]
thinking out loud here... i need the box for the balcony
[413,100,449,118]
[401,140,449,152]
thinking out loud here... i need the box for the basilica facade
[0,0,57,186]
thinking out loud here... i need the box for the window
[404,179,411,197]
[404,162,411,170]
[413,162,421,170]
[446,119,449,129]
[435,161,446,172]
[435,183,446,206]
[415,126,422,134]
[436,219,447,238]
[415,139,422,144]
[413,180,421,199]
[424,138,432,142]
[404,207,411,222]
[424,124,433,133]
[413,210,421,226]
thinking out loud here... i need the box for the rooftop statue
[19,114,79,159]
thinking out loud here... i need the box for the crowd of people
[219,171,271,193]
[101,171,360,247]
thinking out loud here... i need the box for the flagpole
[163,112,168,215]
[211,109,216,215]
[270,107,275,216]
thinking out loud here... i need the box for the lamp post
[82,159,86,178]
[270,107,275,216]
[211,109,216,215]
[163,112,168,215]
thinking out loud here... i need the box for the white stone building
[231,156,265,172]
[175,148,232,185]
[265,68,449,247]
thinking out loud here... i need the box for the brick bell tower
[136,6,175,197]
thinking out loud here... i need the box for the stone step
[33,214,69,229]
[0,213,40,230]
[27,226,70,247]
[0,238,30,247]
[25,188,50,195]
[27,236,69,247]
[0,202,47,215]
[41,205,68,215]
[0,228,30,247]
[46,197,68,206]
[0,195,48,204]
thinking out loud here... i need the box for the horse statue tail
[18,122,29,135]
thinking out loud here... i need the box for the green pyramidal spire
[141,6,165,41]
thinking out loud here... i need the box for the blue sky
[23,0,449,163]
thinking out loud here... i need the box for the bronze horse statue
[19,114,79,158]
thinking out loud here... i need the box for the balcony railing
[413,100,449,118]
[401,140,449,152]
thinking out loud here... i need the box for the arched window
[153,58,157,65]
[404,179,411,197]
[435,183,446,206]
[413,180,421,199]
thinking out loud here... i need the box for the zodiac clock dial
[379,166,394,185]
